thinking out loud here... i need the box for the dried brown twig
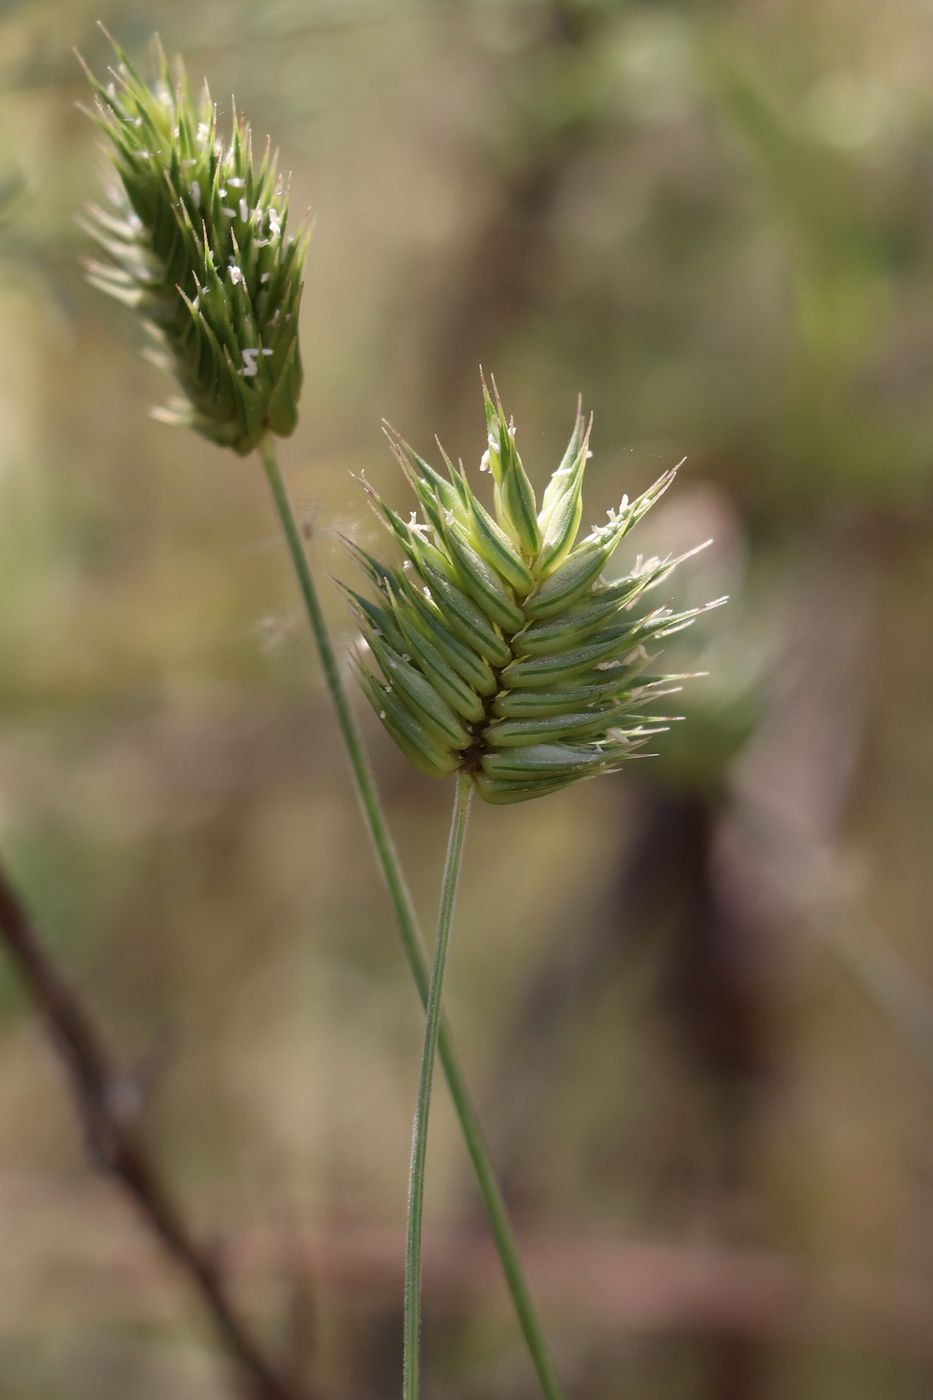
[0,856,316,1400]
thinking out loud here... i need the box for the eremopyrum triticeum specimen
[81,38,567,1392]
[349,381,725,804]
[81,33,307,455]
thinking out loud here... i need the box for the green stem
[404,770,473,1400]
[257,438,563,1400]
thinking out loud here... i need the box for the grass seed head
[349,380,725,804]
[81,31,308,455]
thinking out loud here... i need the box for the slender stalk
[403,771,472,1399]
[258,438,563,1399]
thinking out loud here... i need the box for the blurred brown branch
[0,857,316,1400]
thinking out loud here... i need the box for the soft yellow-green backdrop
[1,2,932,1397]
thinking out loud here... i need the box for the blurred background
[1,1,932,1396]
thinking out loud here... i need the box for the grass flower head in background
[81,30,307,455]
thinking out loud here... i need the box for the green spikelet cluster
[347,381,725,805]
[81,32,307,455]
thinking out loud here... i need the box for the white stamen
[260,272,271,284]
[240,348,261,377]
[227,177,246,188]
[222,206,236,217]
[190,180,201,209]
[239,197,249,221]
[228,264,244,286]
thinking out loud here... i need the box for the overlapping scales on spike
[81,30,307,455]
[349,384,724,804]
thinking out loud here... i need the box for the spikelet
[347,379,726,804]
[80,31,308,455]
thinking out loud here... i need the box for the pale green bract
[348,380,725,804]
[81,33,308,455]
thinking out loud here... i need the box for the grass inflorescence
[347,378,725,804]
[80,29,308,455]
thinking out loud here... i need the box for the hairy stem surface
[404,771,473,1400]
[258,438,563,1399]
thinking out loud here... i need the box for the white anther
[240,348,261,377]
